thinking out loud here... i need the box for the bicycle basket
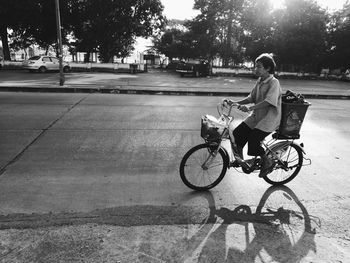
[201,115,226,141]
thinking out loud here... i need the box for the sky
[315,0,348,10]
[161,0,348,20]
[161,0,199,20]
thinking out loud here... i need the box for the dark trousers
[232,122,270,156]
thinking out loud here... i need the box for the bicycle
[179,102,311,191]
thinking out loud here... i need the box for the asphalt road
[0,92,349,262]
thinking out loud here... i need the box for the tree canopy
[272,0,328,71]
[326,2,350,69]
[0,0,165,62]
[1,0,349,71]
[153,0,349,72]
[68,0,165,62]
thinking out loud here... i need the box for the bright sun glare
[270,0,347,10]
[270,0,285,10]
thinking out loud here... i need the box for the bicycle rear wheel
[263,143,303,185]
[179,143,228,191]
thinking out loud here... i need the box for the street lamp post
[55,0,65,86]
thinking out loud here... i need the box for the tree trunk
[224,0,234,68]
[84,51,91,62]
[0,25,11,60]
[55,45,59,57]
[99,53,112,63]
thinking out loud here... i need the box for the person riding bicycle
[223,53,282,178]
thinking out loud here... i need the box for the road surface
[0,92,349,262]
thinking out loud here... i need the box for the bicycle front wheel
[179,144,228,191]
[264,143,303,185]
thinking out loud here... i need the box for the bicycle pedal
[240,162,251,171]
[230,160,240,167]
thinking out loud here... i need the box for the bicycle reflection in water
[181,186,320,263]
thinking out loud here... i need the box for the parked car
[176,59,210,77]
[22,55,70,73]
[166,60,181,70]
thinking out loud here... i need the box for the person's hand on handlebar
[237,105,251,112]
[222,98,238,107]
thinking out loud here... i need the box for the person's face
[254,61,269,77]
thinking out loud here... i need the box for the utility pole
[55,0,65,86]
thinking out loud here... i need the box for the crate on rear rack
[276,101,311,139]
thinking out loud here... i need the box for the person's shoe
[230,157,250,171]
[259,155,274,178]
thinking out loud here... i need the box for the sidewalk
[0,69,350,99]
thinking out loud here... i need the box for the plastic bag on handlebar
[206,115,226,126]
[201,114,226,141]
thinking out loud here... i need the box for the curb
[0,86,349,100]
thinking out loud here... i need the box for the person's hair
[255,53,276,74]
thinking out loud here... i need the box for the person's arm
[234,97,253,105]
[222,81,257,107]
[223,96,252,106]
[249,100,271,111]
[238,100,272,112]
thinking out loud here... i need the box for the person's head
[254,53,276,76]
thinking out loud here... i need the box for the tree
[184,17,220,61]
[9,28,36,59]
[219,0,246,66]
[189,0,248,66]
[0,0,71,60]
[241,0,275,61]
[0,0,32,60]
[155,0,336,72]
[326,2,350,69]
[68,0,165,62]
[153,0,272,65]
[153,28,185,61]
[1,0,164,63]
[31,0,62,54]
[272,0,328,72]
[153,18,220,61]
[191,0,228,64]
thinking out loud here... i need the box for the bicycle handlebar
[217,102,236,118]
